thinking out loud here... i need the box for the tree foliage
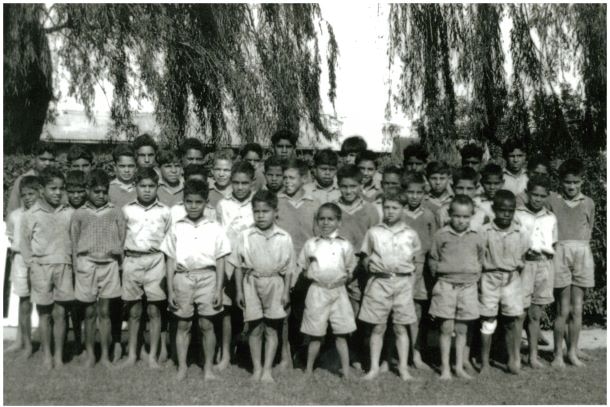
[3,4,338,151]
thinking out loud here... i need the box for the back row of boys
[6,131,594,382]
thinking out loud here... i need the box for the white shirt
[361,222,421,274]
[216,193,255,244]
[297,232,357,285]
[170,203,217,226]
[122,200,171,252]
[515,206,558,255]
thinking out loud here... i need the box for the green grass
[3,343,606,405]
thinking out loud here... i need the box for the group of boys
[5,130,595,383]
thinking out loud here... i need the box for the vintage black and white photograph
[2,2,607,405]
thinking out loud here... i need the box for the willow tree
[3,3,338,152]
[387,3,606,157]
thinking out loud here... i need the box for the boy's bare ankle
[362,367,379,380]
[260,370,275,383]
[455,368,472,380]
[439,369,452,380]
[176,366,188,381]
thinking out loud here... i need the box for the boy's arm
[166,256,177,310]
[69,212,81,269]
[19,214,34,267]
[343,243,357,282]
[214,255,229,308]
[233,234,245,310]
[428,233,441,278]
[116,208,127,259]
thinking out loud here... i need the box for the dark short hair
[502,139,526,158]
[558,158,585,179]
[403,143,428,163]
[317,202,342,221]
[241,143,263,159]
[527,155,551,172]
[112,144,136,163]
[32,141,56,157]
[314,148,338,167]
[87,169,110,189]
[67,145,93,164]
[453,166,478,185]
[283,158,309,177]
[133,133,158,152]
[337,164,362,183]
[179,138,206,158]
[426,161,451,177]
[184,164,208,180]
[340,136,367,155]
[382,165,402,178]
[157,149,181,166]
[65,170,86,189]
[40,167,65,187]
[401,171,426,189]
[481,163,503,180]
[492,189,516,208]
[252,189,278,210]
[231,161,255,180]
[264,156,285,173]
[356,150,377,167]
[382,191,405,206]
[183,178,209,200]
[19,175,41,192]
[134,167,159,184]
[271,129,297,147]
[460,143,484,161]
[527,174,551,192]
[449,194,474,214]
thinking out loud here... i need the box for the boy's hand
[281,290,290,308]
[236,291,245,310]
[168,292,178,311]
[213,291,222,309]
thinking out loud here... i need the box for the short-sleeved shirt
[207,182,233,210]
[276,192,321,257]
[479,220,529,272]
[108,179,137,209]
[503,168,528,195]
[216,193,255,244]
[436,202,488,231]
[157,178,184,207]
[334,198,380,251]
[7,208,24,252]
[428,226,484,284]
[360,222,421,275]
[547,192,595,242]
[170,203,217,226]
[423,190,453,216]
[232,225,296,276]
[303,180,341,204]
[515,206,558,255]
[122,199,171,252]
[20,201,74,265]
[298,232,357,286]
[403,205,437,261]
[161,216,231,270]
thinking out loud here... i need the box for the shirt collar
[562,192,585,202]
[489,219,521,233]
[426,190,453,202]
[378,220,411,234]
[503,167,526,178]
[517,205,552,217]
[158,177,184,192]
[336,197,364,214]
[277,191,314,203]
[228,192,254,205]
[32,200,69,214]
[110,178,135,189]
[442,225,476,236]
[128,199,164,209]
[84,201,114,212]
[315,230,344,241]
[313,179,339,191]
[249,224,285,238]
[362,181,381,192]
[404,205,424,218]
[176,215,212,227]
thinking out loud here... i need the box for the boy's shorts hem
[172,271,223,319]
[553,241,594,289]
[121,252,166,302]
[429,280,479,321]
[10,253,29,298]
[412,262,431,301]
[243,274,287,322]
[74,256,122,303]
[30,263,74,306]
[358,276,417,325]
[522,259,554,308]
[301,284,356,337]
[479,270,523,317]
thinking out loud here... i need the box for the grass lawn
[3,340,606,405]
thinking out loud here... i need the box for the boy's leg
[363,323,386,380]
[335,334,350,379]
[504,315,523,374]
[175,319,192,381]
[215,310,232,370]
[278,310,292,369]
[248,320,264,381]
[439,319,454,380]
[158,303,169,363]
[393,324,412,381]
[567,286,586,367]
[411,300,430,369]
[98,298,113,367]
[261,319,281,383]
[36,304,54,369]
[552,286,570,368]
[6,298,24,353]
[83,302,97,367]
[526,305,544,368]
[19,297,33,358]
[199,316,218,380]
[70,300,84,356]
[119,300,142,367]
[305,336,322,375]
[52,302,67,368]
[479,317,496,373]
[146,301,162,369]
[454,321,472,379]
[109,297,123,362]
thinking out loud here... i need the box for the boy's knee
[177,319,192,333]
[248,320,264,336]
[36,304,53,315]
[392,324,407,336]
[85,304,97,318]
[52,303,66,319]
[372,323,387,335]
[480,318,497,335]
[199,317,214,333]
[128,302,142,319]
[147,302,162,318]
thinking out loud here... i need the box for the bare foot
[567,353,586,367]
[119,355,137,369]
[82,355,96,368]
[101,358,116,369]
[203,369,218,381]
[277,358,293,370]
[158,346,168,364]
[379,361,389,373]
[214,357,230,371]
[139,347,149,361]
[148,358,162,369]
[398,367,413,381]
[528,357,545,369]
[18,345,33,360]
[251,369,262,381]
[478,363,490,374]
[439,369,452,380]
[507,362,520,375]
[362,368,379,381]
[412,353,430,370]
[165,358,176,368]
[43,355,53,370]
[463,359,476,372]
[260,370,276,383]
[54,356,64,370]
[176,367,188,381]
[551,356,566,369]
[340,367,351,379]
[112,343,122,363]
[351,361,363,371]
[455,368,472,380]
[4,341,22,353]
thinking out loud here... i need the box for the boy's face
[136,178,158,204]
[70,158,92,174]
[481,174,504,199]
[561,174,583,199]
[184,193,206,220]
[316,208,340,237]
[160,162,181,185]
[343,152,358,165]
[383,199,403,225]
[405,183,425,209]
[506,149,526,173]
[67,185,87,208]
[314,164,337,188]
[428,173,449,196]
[274,140,294,161]
[338,177,361,204]
[528,164,549,178]
[527,185,548,212]
[20,187,39,210]
[493,199,516,229]
[243,151,262,170]
[265,166,284,193]
[404,157,426,173]
[136,146,156,168]
[454,179,477,198]
[253,201,276,231]
[283,168,304,196]
[33,151,55,173]
[462,157,482,173]
[42,177,65,208]
[381,173,401,195]
[449,203,473,233]
[231,172,253,201]
[212,159,232,188]
[357,160,376,186]
[183,149,205,167]
[88,185,109,208]
[115,156,137,183]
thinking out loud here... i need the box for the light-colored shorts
[554,241,595,289]
[173,270,223,318]
[10,253,29,297]
[429,280,479,321]
[522,259,554,308]
[30,263,74,306]
[243,273,286,322]
[122,252,166,302]
[301,283,356,337]
[75,256,122,303]
[479,270,523,317]
[359,275,417,325]
[412,262,431,301]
